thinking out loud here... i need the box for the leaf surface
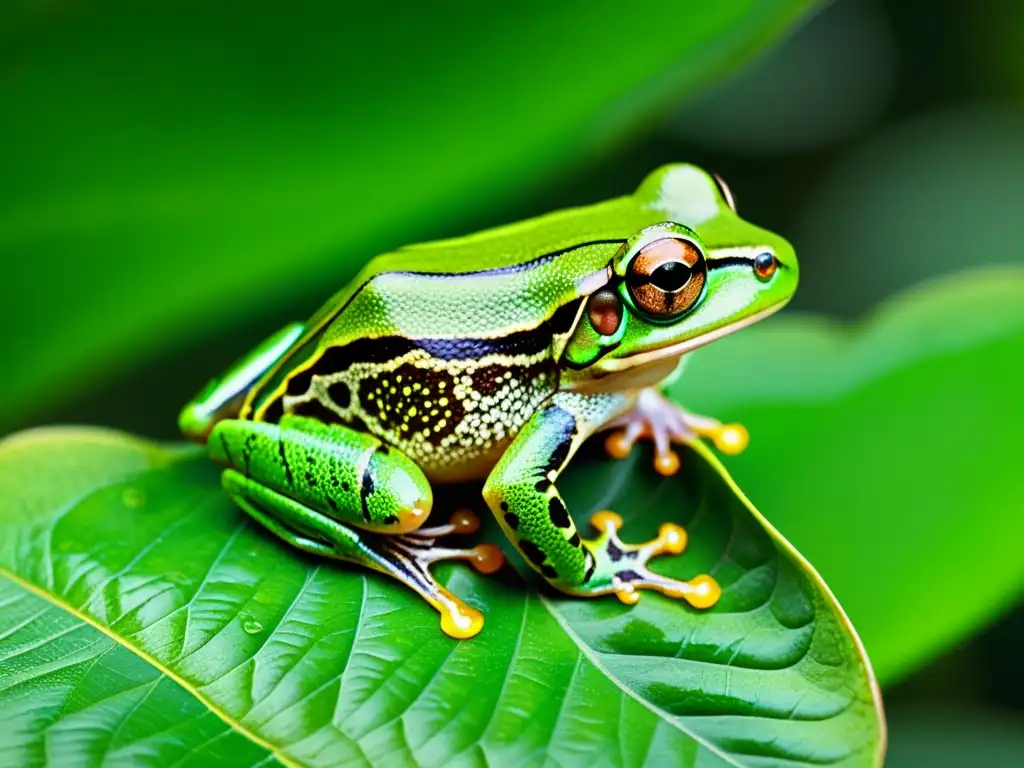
[0,428,882,767]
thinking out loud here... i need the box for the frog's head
[563,165,797,383]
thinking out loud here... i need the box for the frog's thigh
[209,413,432,534]
[483,391,628,588]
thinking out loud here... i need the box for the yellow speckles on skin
[282,348,557,478]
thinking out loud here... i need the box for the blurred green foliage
[886,708,1024,767]
[0,0,811,431]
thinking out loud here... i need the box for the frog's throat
[596,301,786,373]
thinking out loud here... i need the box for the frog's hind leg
[213,414,504,638]
[180,323,304,442]
[223,472,501,638]
[602,387,748,476]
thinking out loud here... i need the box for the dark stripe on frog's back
[272,309,570,479]
[281,299,578,401]
[261,299,577,420]
[244,256,597,423]
[248,331,565,484]
[241,232,624,421]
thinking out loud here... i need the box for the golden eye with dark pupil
[626,237,707,318]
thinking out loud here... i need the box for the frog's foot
[573,510,721,609]
[602,388,748,476]
[369,510,505,639]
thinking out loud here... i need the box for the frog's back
[306,192,650,342]
[240,164,726,480]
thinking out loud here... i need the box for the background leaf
[671,266,1024,684]
[0,0,815,431]
[792,107,1024,316]
[0,428,882,767]
[884,707,1024,768]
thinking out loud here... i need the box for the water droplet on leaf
[121,488,146,509]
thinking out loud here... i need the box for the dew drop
[121,488,147,509]
[240,616,263,635]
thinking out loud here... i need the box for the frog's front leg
[603,384,749,477]
[210,414,503,639]
[483,391,720,608]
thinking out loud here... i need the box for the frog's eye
[712,173,738,213]
[626,237,707,320]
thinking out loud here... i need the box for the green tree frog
[180,165,798,639]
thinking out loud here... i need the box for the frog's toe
[611,571,721,609]
[577,509,721,610]
[382,508,506,638]
[602,389,748,473]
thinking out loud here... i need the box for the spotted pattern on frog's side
[282,348,557,477]
[356,363,464,445]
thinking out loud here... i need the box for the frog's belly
[283,352,558,484]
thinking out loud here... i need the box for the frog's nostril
[753,252,778,281]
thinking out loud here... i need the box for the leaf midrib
[0,565,294,768]
[535,592,745,768]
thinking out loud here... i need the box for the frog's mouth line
[597,300,789,373]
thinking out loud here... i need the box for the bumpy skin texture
[484,391,628,589]
[210,415,432,533]
[181,164,798,636]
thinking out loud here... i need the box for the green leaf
[0,0,816,431]
[792,107,1024,316]
[0,428,882,766]
[672,266,1024,685]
